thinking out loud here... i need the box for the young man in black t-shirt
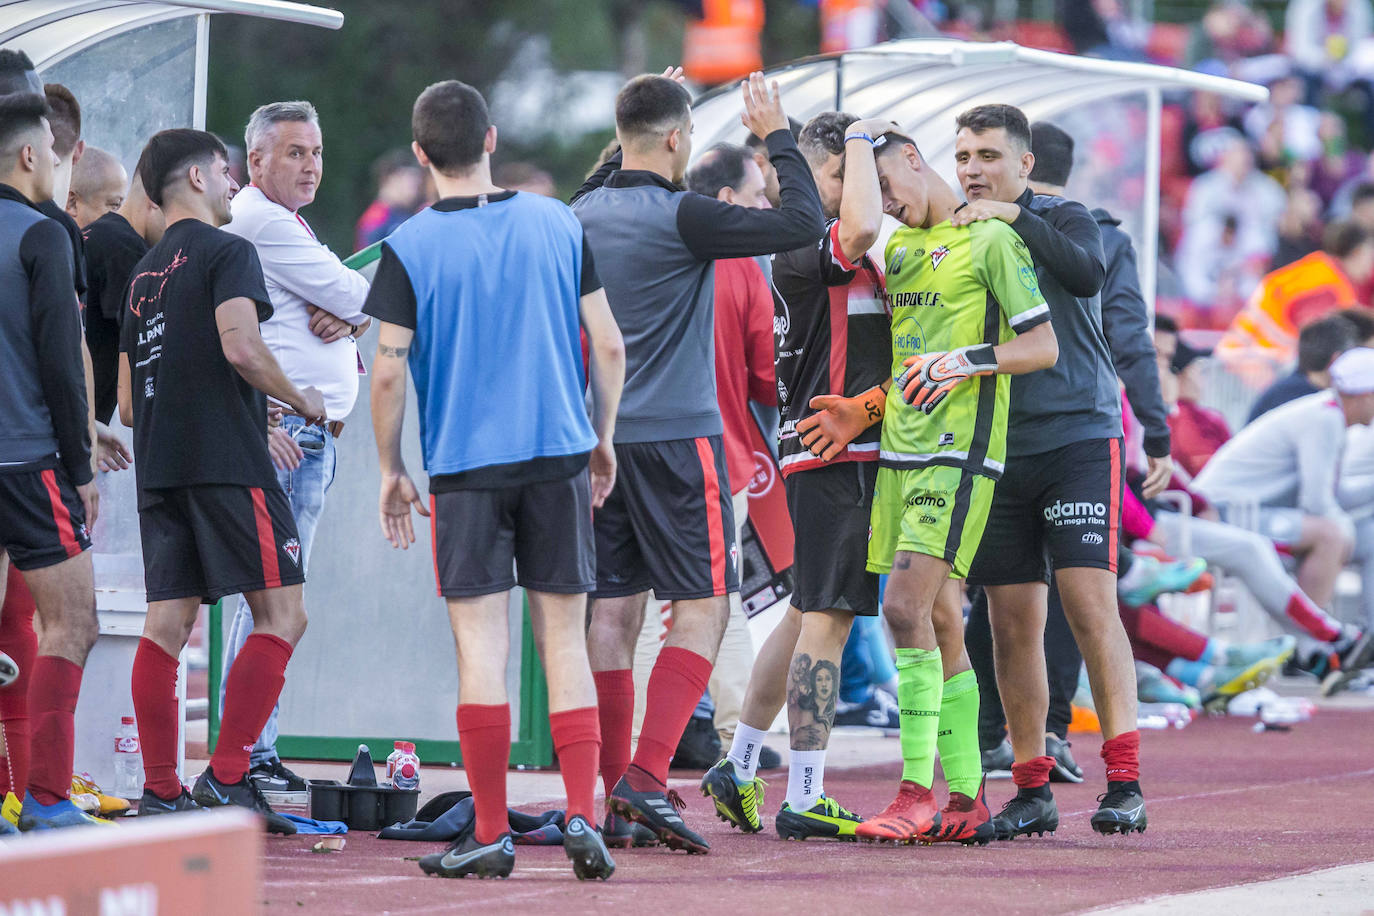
[118,129,325,833]
[81,160,161,424]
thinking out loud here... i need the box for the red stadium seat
[1011,21,1073,53]
[1146,23,1191,66]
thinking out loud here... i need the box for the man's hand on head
[740,71,788,141]
[950,199,1021,227]
[661,66,686,85]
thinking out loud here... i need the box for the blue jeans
[218,416,335,766]
[840,574,898,703]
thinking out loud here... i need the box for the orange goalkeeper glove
[796,385,887,461]
[896,344,998,414]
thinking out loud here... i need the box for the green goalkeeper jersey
[881,217,1050,480]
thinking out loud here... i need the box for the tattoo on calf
[787,652,840,751]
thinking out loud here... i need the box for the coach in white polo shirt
[218,100,370,800]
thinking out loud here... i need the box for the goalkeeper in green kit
[809,127,1058,844]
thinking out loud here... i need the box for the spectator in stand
[683,142,777,754]
[1243,71,1323,164]
[493,161,556,197]
[1248,311,1364,422]
[1216,220,1374,385]
[1060,0,1149,60]
[1154,320,1231,475]
[354,149,424,251]
[1186,0,1274,70]
[1176,132,1285,310]
[1286,0,1373,100]
[1193,351,1374,697]
[1273,185,1324,268]
[1312,114,1366,206]
[1182,93,1244,177]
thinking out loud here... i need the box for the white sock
[785,750,826,811]
[1117,556,1154,592]
[727,723,768,781]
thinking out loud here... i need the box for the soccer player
[118,129,323,833]
[853,128,1058,843]
[700,112,891,842]
[571,71,823,853]
[0,66,101,832]
[949,104,1152,837]
[364,80,625,881]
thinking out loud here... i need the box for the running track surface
[261,710,1374,914]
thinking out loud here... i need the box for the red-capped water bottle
[113,716,142,799]
[392,742,420,790]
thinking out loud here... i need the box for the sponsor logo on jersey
[1019,264,1040,293]
[774,295,791,350]
[1043,499,1108,527]
[893,316,926,356]
[938,432,955,446]
[905,493,947,509]
[1082,531,1104,545]
[931,245,950,271]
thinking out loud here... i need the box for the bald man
[65,145,126,230]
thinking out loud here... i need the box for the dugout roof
[691,39,1269,308]
[0,0,341,70]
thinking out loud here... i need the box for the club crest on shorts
[930,245,950,271]
[282,538,301,567]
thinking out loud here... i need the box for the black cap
[1171,340,1212,374]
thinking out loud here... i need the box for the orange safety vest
[683,0,764,86]
[1216,251,1362,386]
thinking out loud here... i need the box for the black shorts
[139,485,304,603]
[431,469,595,598]
[784,461,879,616]
[0,465,92,571]
[966,437,1122,587]
[594,436,739,601]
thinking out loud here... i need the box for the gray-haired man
[217,101,370,799]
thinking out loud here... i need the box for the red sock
[592,669,633,798]
[1121,603,1208,662]
[1285,592,1342,643]
[132,638,182,799]
[549,706,600,824]
[627,647,712,790]
[212,633,291,785]
[27,656,82,805]
[1011,756,1055,790]
[1101,729,1141,783]
[457,703,510,844]
[0,566,37,796]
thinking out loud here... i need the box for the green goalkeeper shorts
[866,465,996,579]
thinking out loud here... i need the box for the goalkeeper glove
[796,385,887,461]
[895,344,998,414]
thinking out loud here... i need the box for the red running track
[261,710,1374,914]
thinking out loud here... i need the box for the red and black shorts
[429,469,596,598]
[138,484,303,603]
[594,435,739,601]
[966,437,1123,587]
[0,464,92,571]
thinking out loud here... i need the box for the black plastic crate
[307,779,419,831]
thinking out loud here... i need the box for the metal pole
[193,12,209,130]
[1142,85,1161,318]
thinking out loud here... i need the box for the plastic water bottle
[385,741,404,782]
[391,742,420,790]
[113,716,142,798]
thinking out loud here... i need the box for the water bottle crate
[306,780,419,831]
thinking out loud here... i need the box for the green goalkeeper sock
[895,647,943,788]
[936,669,982,797]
